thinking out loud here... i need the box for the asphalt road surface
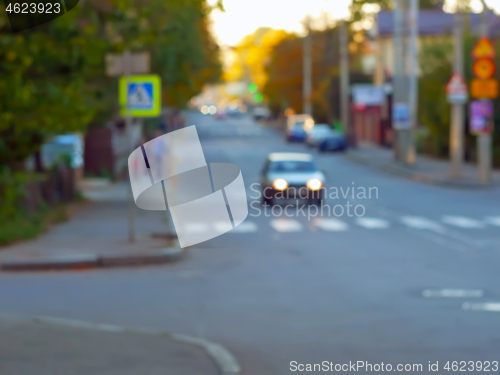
[1,112,500,374]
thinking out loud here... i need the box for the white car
[306,124,333,147]
[260,153,326,205]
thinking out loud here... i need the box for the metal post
[478,0,492,184]
[406,0,419,165]
[303,16,313,116]
[393,0,406,161]
[340,20,351,146]
[123,51,135,243]
[450,4,465,178]
[374,12,384,86]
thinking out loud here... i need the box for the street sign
[446,72,468,104]
[119,75,161,117]
[393,103,410,130]
[470,100,493,134]
[473,58,496,79]
[471,78,499,99]
[351,84,385,106]
[472,37,496,59]
[106,52,150,77]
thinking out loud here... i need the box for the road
[1,112,500,374]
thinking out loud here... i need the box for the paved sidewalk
[0,181,182,271]
[0,318,219,375]
[344,144,500,189]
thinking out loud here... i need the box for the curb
[344,151,500,190]
[0,247,184,272]
[32,316,241,375]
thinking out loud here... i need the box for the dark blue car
[319,130,347,151]
[286,124,308,142]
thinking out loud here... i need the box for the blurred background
[1,0,500,374]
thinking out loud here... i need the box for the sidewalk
[0,318,220,375]
[0,180,182,271]
[344,144,500,189]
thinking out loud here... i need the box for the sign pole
[123,51,136,243]
[450,5,465,178]
[339,20,351,147]
[303,16,313,117]
[478,0,492,184]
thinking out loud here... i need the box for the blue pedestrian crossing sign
[119,75,161,117]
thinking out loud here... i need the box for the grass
[0,205,68,247]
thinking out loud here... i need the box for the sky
[208,0,500,47]
[208,0,351,47]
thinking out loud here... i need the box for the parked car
[318,130,347,152]
[306,124,332,147]
[253,107,270,120]
[260,152,325,206]
[214,109,227,120]
[286,114,314,142]
[227,106,243,117]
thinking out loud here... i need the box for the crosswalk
[200,127,263,137]
[200,215,500,234]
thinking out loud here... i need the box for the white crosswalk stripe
[184,223,210,233]
[355,217,390,229]
[232,221,258,233]
[441,216,485,229]
[213,221,258,233]
[198,215,500,235]
[270,219,303,232]
[313,218,349,232]
[401,216,445,232]
[485,217,500,227]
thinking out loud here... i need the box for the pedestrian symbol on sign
[119,75,161,117]
[128,83,153,109]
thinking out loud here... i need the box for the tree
[0,0,222,170]
[225,27,291,88]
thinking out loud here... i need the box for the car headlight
[272,179,288,190]
[307,179,322,191]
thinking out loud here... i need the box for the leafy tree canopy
[0,0,222,169]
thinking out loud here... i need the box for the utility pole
[406,0,419,165]
[340,20,351,146]
[303,16,313,116]
[450,2,465,178]
[393,0,409,162]
[478,0,492,184]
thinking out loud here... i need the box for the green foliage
[0,167,45,218]
[418,38,453,155]
[0,0,221,169]
[263,26,371,122]
[0,204,67,246]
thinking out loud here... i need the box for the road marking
[172,334,241,374]
[462,302,500,312]
[232,221,258,233]
[35,316,241,374]
[213,222,233,232]
[313,218,349,232]
[401,216,445,233]
[441,216,485,229]
[35,316,125,332]
[184,223,210,233]
[485,217,500,227]
[270,219,303,232]
[355,217,390,229]
[423,289,484,298]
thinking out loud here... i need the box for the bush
[0,205,67,246]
